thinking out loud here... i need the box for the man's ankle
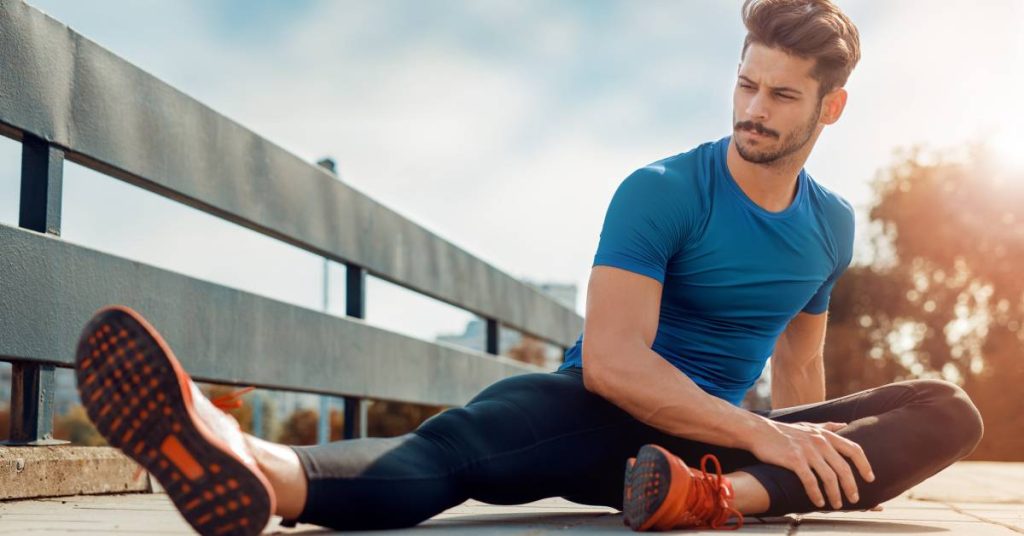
[240,433,309,519]
[727,471,770,515]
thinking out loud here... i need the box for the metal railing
[0,0,583,446]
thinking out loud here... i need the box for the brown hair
[741,0,861,98]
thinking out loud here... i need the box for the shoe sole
[622,444,681,531]
[75,305,275,536]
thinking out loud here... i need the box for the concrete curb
[0,446,152,500]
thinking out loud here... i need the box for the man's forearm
[771,354,826,409]
[583,345,771,450]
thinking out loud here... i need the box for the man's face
[732,43,824,166]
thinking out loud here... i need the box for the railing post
[345,263,366,319]
[6,133,69,446]
[316,156,367,441]
[316,157,338,444]
[343,263,368,439]
[485,318,500,355]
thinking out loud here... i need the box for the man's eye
[776,93,794,100]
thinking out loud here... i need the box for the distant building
[435,318,508,354]
[523,280,578,311]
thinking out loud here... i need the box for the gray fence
[0,0,583,445]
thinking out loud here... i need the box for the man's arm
[771,311,829,409]
[581,266,768,449]
[582,265,873,509]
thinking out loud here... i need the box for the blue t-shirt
[560,135,855,405]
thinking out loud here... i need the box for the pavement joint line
[909,494,1024,506]
[925,499,1024,535]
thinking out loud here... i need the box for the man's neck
[725,139,807,213]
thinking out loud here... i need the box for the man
[75,1,984,534]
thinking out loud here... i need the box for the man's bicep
[581,266,663,371]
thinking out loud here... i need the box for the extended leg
[278,367,645,531]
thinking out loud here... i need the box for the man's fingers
[829,434,875,483]
[811,457,842,509]
[794,464,826,509]
[809,454,842,509]
[820,441,859,504]
[820,422,847,432]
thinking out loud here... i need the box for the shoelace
[209,385,256,410]
[677,453,744,531]
[131,385,255,482]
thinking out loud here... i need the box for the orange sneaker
[75,305,276,536]
[623,444,743,531]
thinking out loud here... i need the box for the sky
[1,0,1022,352]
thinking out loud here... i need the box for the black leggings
[287,367,983,531]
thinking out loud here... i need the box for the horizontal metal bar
[0,0,582,347]
[0,224,542,407]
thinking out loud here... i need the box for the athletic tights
[287,366,984,530]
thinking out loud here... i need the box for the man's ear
[820,87,848,125]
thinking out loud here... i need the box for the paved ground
[0,461,1020,534]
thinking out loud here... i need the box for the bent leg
[740,379,984,516]
[285,368,645,530]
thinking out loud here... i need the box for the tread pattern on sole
[75,308,272,536]
[623,444,673,531]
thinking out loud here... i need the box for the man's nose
[745,91,770,122]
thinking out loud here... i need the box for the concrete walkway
[0,461,1020,534]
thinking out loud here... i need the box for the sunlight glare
[987,128,1024,174]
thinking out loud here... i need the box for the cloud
[6,0,1022,343]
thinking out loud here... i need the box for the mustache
[734,121,779,139]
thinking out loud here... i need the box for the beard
[733,100,821,166]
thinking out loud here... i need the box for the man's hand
[749,420,875,510]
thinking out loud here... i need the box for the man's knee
[908,379,984,459]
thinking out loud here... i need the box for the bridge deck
[1,461,1019,535]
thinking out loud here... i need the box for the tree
[277,408,321,445]
[506,334,549,367]
[825,146,1023,460]
[367,401,446,438]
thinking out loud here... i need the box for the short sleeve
[801,266,846,314]
[802,198,856,314]
[592,167,694,284]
